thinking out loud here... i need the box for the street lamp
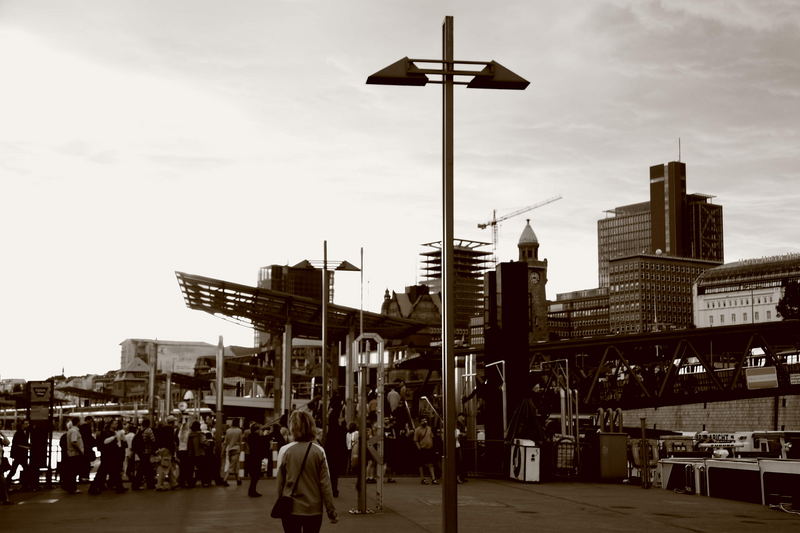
[298,241,360,440]
[367,16,528,533]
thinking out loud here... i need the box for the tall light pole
[367,16,528,533]
[302,244,359,440]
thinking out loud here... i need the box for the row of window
[708,310,772,325]
[706,295,773,309]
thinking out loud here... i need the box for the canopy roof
[176,272,428,342]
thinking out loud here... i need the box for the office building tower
[598,161,723,288]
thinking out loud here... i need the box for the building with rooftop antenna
[597,161,723,287]
[551,159,725,337]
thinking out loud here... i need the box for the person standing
[265,423,285,479]
[62,417,84,494]
[414,417,436,485]
[6,419,30,489]
[223,419,243,486]
[176,418,192,488]
[275,410,337,533]
[245,422,266,497]
[387,385,401,417]
[123,422,136,483]
[323,397,347,497]
[1,432,13,505]
[132,418,156,490]
[78,416,96,483]
[90,419,126,494]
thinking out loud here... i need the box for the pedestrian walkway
[2,476,799,532]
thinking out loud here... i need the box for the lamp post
[303,242,360,440]
[367,16,528,533]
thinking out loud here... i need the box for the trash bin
[509,439,540,482]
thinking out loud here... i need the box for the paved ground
[2,476,799,533]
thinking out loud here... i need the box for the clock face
[529,271,540,286]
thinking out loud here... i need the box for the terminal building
[693,254,800,328]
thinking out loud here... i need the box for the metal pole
[322,240,328,440]
[500,362,507,436]
[148,341,158,425]
[640,417,650,488]
[165,371,172,419]
[441,15,458,533]
[282,323,293,417]
[345,328,355,424]
[376,338,385,511]
[357,364,368,513]
[215,336,224,444]
[360,247,364,339]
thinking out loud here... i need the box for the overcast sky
[2,0,798,380]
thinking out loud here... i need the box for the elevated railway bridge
[528,320,800,412]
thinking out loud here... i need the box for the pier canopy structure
[175,271,428,342]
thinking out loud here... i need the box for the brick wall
[622,395,800,432]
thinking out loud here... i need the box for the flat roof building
[693,253,800,328]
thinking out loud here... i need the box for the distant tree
[776,280,800,320]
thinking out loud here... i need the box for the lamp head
[367,57,429,87]
[467,61,529,90]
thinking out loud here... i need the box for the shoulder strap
[288,443,313,497]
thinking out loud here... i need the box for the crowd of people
[1,382,468,515]
[54,413,293,497]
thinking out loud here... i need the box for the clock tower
[518,219,549,342]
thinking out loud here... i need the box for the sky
[1,0,798,380]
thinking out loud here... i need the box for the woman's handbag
[271,442,313,519]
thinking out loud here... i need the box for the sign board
[745,366,778,390]
[28,380,53,403]
[30,405,49,421]
[790,373,800,386]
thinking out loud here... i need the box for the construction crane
[478,194,563,265]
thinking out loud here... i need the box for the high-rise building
[598,161,723,287]
[420,239,491,331]
[554,160,724,337]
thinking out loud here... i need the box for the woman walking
[275,410,337,533]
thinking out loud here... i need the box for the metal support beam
[441,16,458,533]
[282,323,293,417]
[345,328,356,424]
